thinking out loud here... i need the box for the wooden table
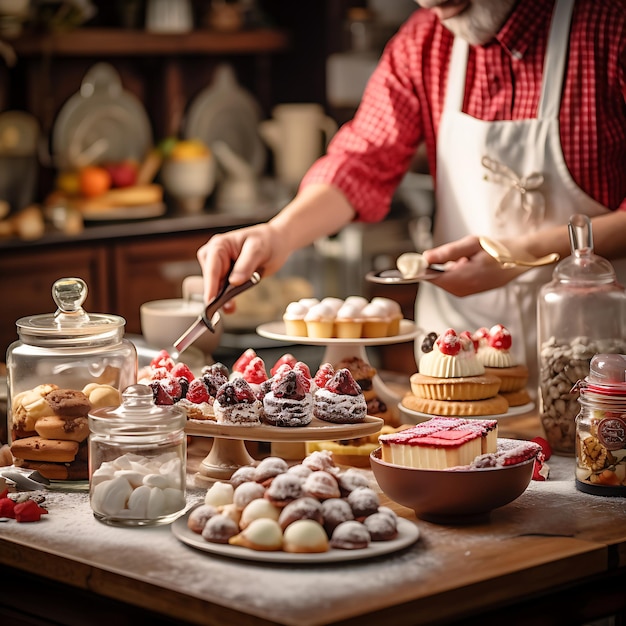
[1,411,625,626]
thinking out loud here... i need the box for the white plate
[365,266,445,284]
[81,202,166,221]
[398,401,535,423]
[172,510,419,564]
[256,320,421,347]
[52,63,153,169]
[184,64,266,175]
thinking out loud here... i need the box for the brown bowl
[370,445,535,524]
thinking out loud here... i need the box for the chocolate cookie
[45,389,92,417]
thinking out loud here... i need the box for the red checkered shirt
[302,0,626,222]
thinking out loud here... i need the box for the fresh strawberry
[0,496,16,518]
[233,348,257,373]
[436,329,462,356]
[272,363,293,380]
[242,356,268,384]
[488,324,512,350]
[171,362,195,382]
[150,350,175,371]
[186,378,210,404]
[271,370,308,400]
[232,378,256,402]
[150,381,174,405]
[293,361,312,379]
[14,499,48,522]
[314,363,335,389]
[149,366,170,381]
[325,368,361,396]
[161,376,183,401]
[270,353,298,376]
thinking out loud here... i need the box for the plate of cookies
[171,452,420,563]
[172,509,419,563]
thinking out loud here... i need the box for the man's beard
[439,0,516,45]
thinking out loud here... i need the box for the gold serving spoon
[479,236,560,269]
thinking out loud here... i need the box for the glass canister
[537,215,626,455]
[574,353,626,496]
[6,277,137,484]
[88,384,187,526]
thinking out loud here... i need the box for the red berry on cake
[263,368,313,427]
[314,363,335,389]
[171,362,195,382]
[186,378,210,404]
[437,329,462,356]
[233,348,258,374]
[314,368,367,424]
[271,353,298,376]
[150,349,175,371]
[488,324,512,350]
[242,356,268,385]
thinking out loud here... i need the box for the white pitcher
[259,103,337,189]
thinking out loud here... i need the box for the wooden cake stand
[185,416,384,484]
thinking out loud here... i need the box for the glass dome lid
[16,277,126,345]
[553,214,617,284]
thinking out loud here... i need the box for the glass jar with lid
[574,353,626,497]
[6,277,137,484]
[537,215,626,455]
[89,384,187,526]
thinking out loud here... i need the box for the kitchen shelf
[10,27,290,57]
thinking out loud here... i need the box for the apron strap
[443,38,469,113]
[538,0,576,120]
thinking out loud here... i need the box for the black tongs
[174,264,262,354]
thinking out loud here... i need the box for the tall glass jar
[574,353,626,496]
[89,384,187,526]
[537,215,626,455]
[6,277,137,484]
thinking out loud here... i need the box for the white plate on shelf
[172,508,419,564]
[184,64,266,175]
[256,320,421,347]
[52,62,153,169]
[398,401,535,424]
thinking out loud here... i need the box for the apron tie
[481,155,545,229]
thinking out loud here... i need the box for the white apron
[415,0,624,398]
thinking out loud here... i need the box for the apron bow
[481,155,545,229]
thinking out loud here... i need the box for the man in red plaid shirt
[199,0,626,393]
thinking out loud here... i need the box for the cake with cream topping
[378,417,498,469]
[474,324,531,407]
[313,368,367,424]
[404,329,506,416]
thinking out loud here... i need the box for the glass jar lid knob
[53,277,90,326]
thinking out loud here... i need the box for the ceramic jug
[259,103,337,189]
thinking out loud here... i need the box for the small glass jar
[537,215,626,455]
[574,354,626,497]
[89,384,187,526]
[6,277,137,484]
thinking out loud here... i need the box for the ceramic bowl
[370,446,535,524]
[160,154,216,213]
[140,298,223,356]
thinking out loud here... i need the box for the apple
[104,160,139,188]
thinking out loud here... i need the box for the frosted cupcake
[371,297,402,335]
[360,300,390,338]
[334,300,365,339]
[283,301,310,337]
[304,301,337,338]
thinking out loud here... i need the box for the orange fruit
[79,166,112,198]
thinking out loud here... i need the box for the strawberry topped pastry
[263,366,313,427]
[213,378,263,426]
[475,324,531,407]
[404,328,507,417]
[314,368,367,424]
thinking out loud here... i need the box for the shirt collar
[493,0,555,60]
